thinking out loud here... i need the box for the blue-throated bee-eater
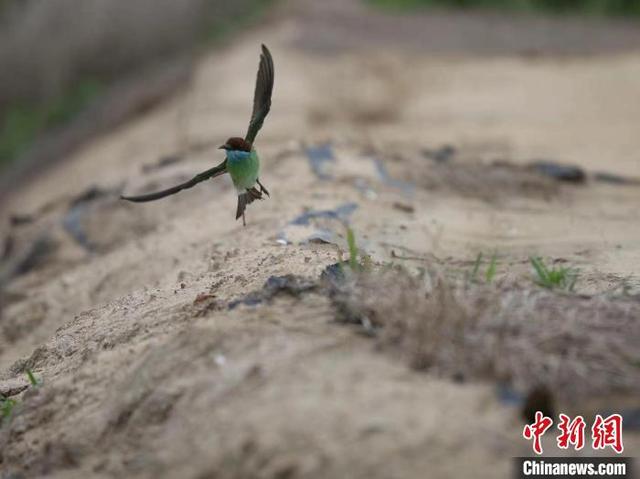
[121,44,274,226]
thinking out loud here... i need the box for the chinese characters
[523,413,623,454]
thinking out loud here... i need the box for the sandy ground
[1,0,639,477]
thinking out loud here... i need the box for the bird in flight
[121,44,274,226]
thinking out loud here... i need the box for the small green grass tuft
[1,397,17,421]
[469,251,498,284]
[530,256,578,291]
[470,252,483,282]
[485,253,498,283]
[346,227,359,271]
[26,368,40,387]
[341,225,372,273]
[0,370,43,424]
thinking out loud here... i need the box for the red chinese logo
[557,414,586,450]
[523,411,553,454]
[592,414,624,454]
[524,412,624,455]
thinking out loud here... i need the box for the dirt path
[1,1,639,477]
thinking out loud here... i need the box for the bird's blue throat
[226,149,251,162]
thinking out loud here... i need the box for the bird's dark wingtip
[120,194,147,203]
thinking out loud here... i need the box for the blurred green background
[370,0,640,15]
[0,0,271,174]
[1,0,639,176]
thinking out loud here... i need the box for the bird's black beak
[218,144,228,150]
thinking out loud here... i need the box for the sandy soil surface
[1,1,639,477]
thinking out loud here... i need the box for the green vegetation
[0,370,42,423]
[469,252,498,284]
[1,397,17,421]
[0,80,104,169]
[530,256,578,291]
[470,252,483,281]
[26,368,40,387]
[347,227,360,271]
[468,253,581,290]
[485,253,497,283]
[369,0,640,16]
[341,226,372,273]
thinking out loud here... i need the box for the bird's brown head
[219,137,252,152]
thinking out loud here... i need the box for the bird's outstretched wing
[120,160,227,203]
[245,44,274,145]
